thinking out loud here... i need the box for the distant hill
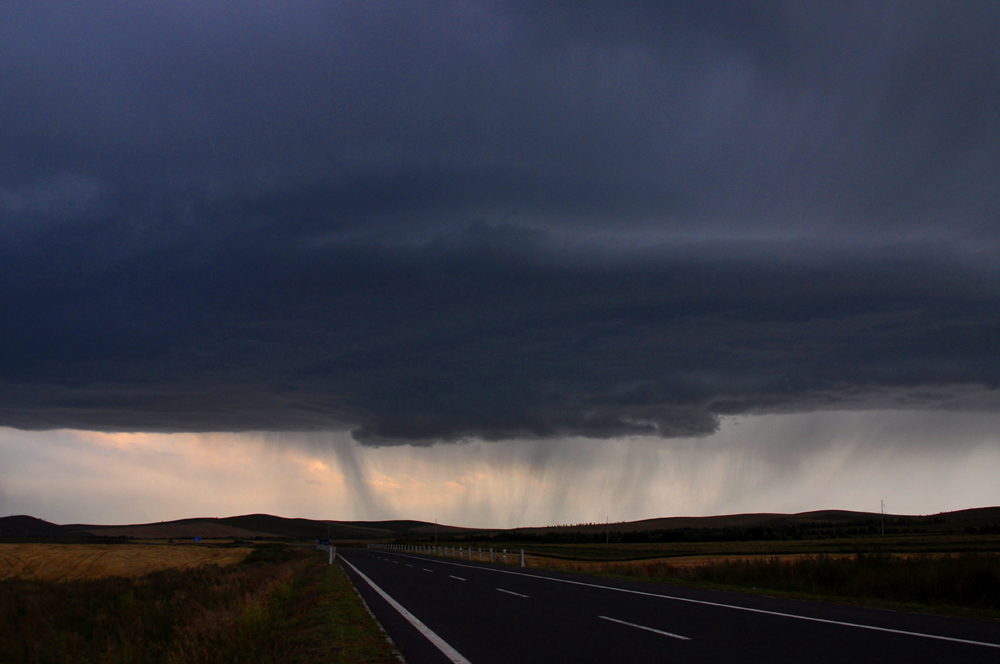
[73,520,274,540]
[516,510,889,535]
[0,513,489,541]
[3,506,997,541]
[0,515,86,538]
[512,507,1000,538]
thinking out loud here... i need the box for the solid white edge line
[599,615,690,641]
[339,554,472,664]
[496,587,529,598]
[382,551,1000,650]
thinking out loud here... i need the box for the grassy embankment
[0,543,399,664]
[418,533,1000,620]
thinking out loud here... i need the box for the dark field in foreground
[0,545,398,664]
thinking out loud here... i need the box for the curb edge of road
[336,554,407,663]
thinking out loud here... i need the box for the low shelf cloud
[2,228,998,443]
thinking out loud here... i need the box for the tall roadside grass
[0,544,399,664]
[566,553,1000,616]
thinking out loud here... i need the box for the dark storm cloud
[1,2,998,442]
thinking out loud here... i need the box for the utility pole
[434,519,437,544]
[881,500,885,536]
[606,516,609,545]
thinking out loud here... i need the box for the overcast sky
[2,2,998,525]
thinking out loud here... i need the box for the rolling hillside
[2,506,997,541]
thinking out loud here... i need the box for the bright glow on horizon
[1,410,999,528]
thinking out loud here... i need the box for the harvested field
[0,543,253,581]
[522,551,857,572]
[520,550,974,572]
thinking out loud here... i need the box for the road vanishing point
[338,548,1000,664]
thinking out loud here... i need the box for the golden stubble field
[522,552,858,572]
[0,543,253,582]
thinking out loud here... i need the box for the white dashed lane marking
[599,615,690,641]
[496,588,529,598]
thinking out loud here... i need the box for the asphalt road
[338,548,1000,664]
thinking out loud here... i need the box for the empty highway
[338,548,1000,663]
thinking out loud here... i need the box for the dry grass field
[522,551,856,571]
[0,545,401,663]
[499,532,1000,562]
[0,542,253,581]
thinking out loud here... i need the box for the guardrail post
[490,548,494,563]
[503,549,507,563]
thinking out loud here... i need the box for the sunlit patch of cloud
[2,412,999,527]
